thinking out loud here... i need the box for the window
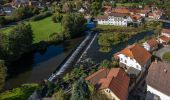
[125,60,127,63]
[120,58,123,61]
[136,65,138,68]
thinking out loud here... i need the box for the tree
[0,33,8,59]
[8,23,33,60]
[52,12,63,23]
[0,16,6,26]
[90,1,102,15]
[0,60,7,91]
[99,59,111,68]
[53,89,67,100]
[71,78,89,100]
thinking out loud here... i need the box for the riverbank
[5,36,84,89]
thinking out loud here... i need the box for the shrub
[0,84,38,100]
[31,11,52,21]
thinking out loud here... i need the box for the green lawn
[163,52,170,62]
[1,16,61,43]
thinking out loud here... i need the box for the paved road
[155,46,170,59]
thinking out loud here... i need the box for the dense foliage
[8,23,33,60]
[30,11,52,21]
[0,84,38,100]
[0,60,6,91]
[61,13,86,39]
[71,78,90,100]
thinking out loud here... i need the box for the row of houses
[95,5,163,26]
[0,0,46,16]
[85,29,170,100]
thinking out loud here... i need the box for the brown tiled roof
[102,6,112,13]
[86,68,130,100]
[112,7,130,14]
[95,15,108,20]
[130,14,142,21]
[159,35,170,43]
[146,38,158,47]
[161,28,170,34]
[146,61,170,96]
[108,12,129,17]
[119,44,151,66]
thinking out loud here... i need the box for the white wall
[143,42,151,51]
[147,85,170,100]
[162,33,170,38]
[118,54,142,71]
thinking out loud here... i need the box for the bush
[0,84,38,100]
[31,12,52,21]
[52,13,63,23]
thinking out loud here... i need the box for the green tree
[99,59,111,68]
[0,60,7,91]
[8,23,33,60]
[53,89,67,100]
[0,33,8,59]
[90,2,102,15]
[71,78,89,100]
[0,16,6,26]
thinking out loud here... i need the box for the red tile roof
[95,15,108,20]
[146,61,170,96]
[159,35,170,43]
[108,12,129,17]
[119,44,151,66]
[130,14,142,21]
[146,38,158,47]
[86,68,130,100]
[161,28,170,34]
[112,7,130,14]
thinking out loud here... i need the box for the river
[5,37,84,89]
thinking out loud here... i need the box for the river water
[5,37,83,89]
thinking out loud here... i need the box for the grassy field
[1,16,61,43]
[163,52,170,62]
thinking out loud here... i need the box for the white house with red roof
[143,38,158,51]
[159,29,170,44]
[116,44,151,72]
[85,68,130,100]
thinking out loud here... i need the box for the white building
[146,61,170,100]
[95,13,133,26]
[159,29,170,44]
[116,44,151,72]
[143,38,158,51]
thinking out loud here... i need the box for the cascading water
[48,31,96,82]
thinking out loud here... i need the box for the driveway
[155,46,170,59]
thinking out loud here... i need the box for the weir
[48,31,96,82]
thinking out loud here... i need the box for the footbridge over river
[48,31,97,82]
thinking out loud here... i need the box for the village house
[143,38,158,52]
[115,44,152,72]
[159,28,170,44]
[85,68,130,100]
[95,12,132,26]
[146,61,170,100]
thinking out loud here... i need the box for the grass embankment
[116,2,143,7]
[163,52,170,62]
[1,16,61,43]
[0,84,38,100]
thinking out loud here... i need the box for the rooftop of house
[112,7,130,14]
[159,35,170,42]
[119,44,152,66]
[145,38,158,47]
[85,68,130,100]
[108,12,129,17]
[146,61,170,96]
[95,15,108,20]
[162,28,170,34]
[130,14,142,21]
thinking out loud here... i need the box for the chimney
[164,69,167,73]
